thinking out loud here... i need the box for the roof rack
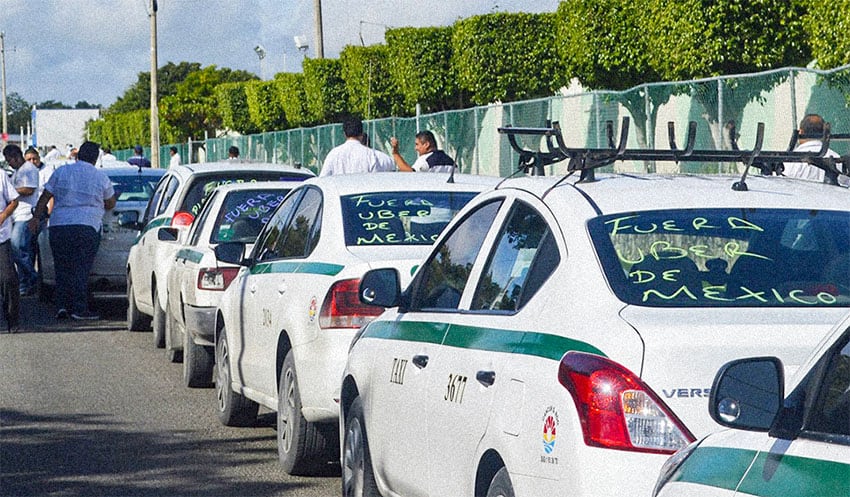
[498,118,849,191]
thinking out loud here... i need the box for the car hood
[618,305,848,438]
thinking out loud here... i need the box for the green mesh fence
[149,64,850,177]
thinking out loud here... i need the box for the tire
[486,467,515,497]
[184,322,214,388]
[152,288,166,348]
[126,274,151,332]
[215,328,258,427]
[342,396,379,497]
[277,349,336,475]
[164,302,183,363]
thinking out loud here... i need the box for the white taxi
[124,162,313,351]
[162,182,294,387]
[213,172,500,475]
[342,173,850,497]
[655,311,850,496]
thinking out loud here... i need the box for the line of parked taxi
[120,157,849,497]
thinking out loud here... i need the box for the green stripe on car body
[249,260,345,276]
[363,320,605,360]
[672,446,850,496]
[176,248,204,264]
[134,216,171,244]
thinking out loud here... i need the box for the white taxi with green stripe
[654,312,850,497]
[212,172,499,476]
[341,173,850,497]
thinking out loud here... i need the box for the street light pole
[314,0,324,58]
[1,31,8,147]
[149,0,161,168]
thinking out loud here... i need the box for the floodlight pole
[149,0,161,168]
[1,32,7,147]
[314,0,324,58]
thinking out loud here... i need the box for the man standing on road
[2,144,40,296]
[127,145,151,168]
[319,117,395,176]
[0,171,19,332]
[29,141,116,321]
[389,130,456,173]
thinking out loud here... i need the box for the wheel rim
[342,416,365,497]
[279,367,296,453]
[216,336,229,412]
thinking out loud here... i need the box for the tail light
[558,351,694,454]
[172,211,195,227]
[319,278,385,329]
[197,267,239,291]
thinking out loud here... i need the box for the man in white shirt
[319,117,395,176]
[169,146,181,167]
[2,144,40,296]
[783,114,849,187]
[389,130,456,173]
[0,172,19,331]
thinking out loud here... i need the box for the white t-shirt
[784,140,849,187]
[170,153,181,167]
[11,161,40,222]
[0,175,19,242]
[320,139,395,176]
[412,151,455,173]
[44,160,115,230]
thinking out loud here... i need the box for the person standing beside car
[24,147,54,287]
[29,141,116,321]
[389,130,456,173]
[2,144,40,296]
[127,145,151,168]
[0,170,20,332]
[319,116,394,176]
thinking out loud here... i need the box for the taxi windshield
[588,208,850,307]
[110,174,161,203]
[341,191,479,246]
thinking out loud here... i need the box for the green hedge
[303,58,349,123]
[216,83,256,134]
[86,109,149,150]
[340,44,404,119]
[274,73,310,128]
[246,80,287,132]
[386,26,460,113]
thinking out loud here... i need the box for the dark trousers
[0,240,20,329]
[49,225,100,314]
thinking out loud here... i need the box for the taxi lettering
[444,373,467,403]
[390,358,407,385]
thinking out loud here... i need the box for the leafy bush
[340,44,404,119]
[386,26,460,113]
[303,58,349,123]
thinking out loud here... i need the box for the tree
[108,61,203,114]
[386,26,460,113]
[6,93,31,134]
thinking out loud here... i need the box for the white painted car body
[340,173,850,497]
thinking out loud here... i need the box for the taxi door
[241,188,321,401]
[425,199,560,496]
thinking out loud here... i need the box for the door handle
[412,354,429,369]
[249,285,257,294]
[476,370,496,387]
[277,285,286,295]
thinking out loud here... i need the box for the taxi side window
[808,334,850,437]
[410,200,503,311]
[279,188,321,258]
[143,175,172,222]
[471,201,559,312]
[157,176,180,217]
[254,190,303,262]
[188,190,218,246]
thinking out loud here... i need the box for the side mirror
[709,356,784,431]
[214,242,247,266]
[360,268,401,308]
[117,211,142,230]
[157,227,179,242]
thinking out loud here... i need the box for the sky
[3,0,562,108]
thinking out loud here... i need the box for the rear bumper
[184,304,216,346]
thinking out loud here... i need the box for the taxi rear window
[180,171,306,217]
[341,191,479,246]
[212,189,290,244]
[588,208,850,307]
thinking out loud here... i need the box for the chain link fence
[149,64,850,176]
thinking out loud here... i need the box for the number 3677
[444,374,467,403]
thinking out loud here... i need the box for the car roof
[302,171,501,195]
[498,173,850,213]
[167,161,315,178]
[98,163,167,176]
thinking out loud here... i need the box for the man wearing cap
[29,141,116,321]
[128,145,151,168]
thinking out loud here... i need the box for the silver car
[37,163,166,301]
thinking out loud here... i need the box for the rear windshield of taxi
[588,208,850,307]
[341,191,479,246]
[212,189,290,244]
[109,172,164,203]
[180,171,307,217]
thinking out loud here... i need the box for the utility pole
[149,0,161,168]
[314,0,324,58]
[1,32,8,147]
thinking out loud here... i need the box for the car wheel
[184,322,214,388]
[152,288,166,348]
[342,396,379,497]
[126,274,151,332]
[215,328,258,427]
[277,349,335,475]
[486,467,515,497]
[164,302,183,363]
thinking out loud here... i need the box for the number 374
[444,373,467,403]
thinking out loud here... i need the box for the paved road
[0,296,339,497]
